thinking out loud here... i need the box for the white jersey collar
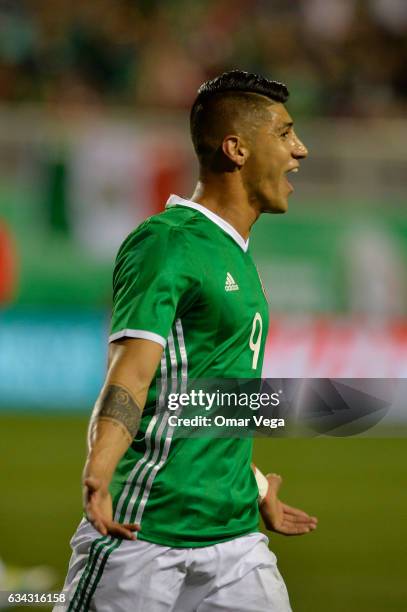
[165,194,249,252]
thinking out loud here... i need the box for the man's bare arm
[92,383,142,442]
[83,338,164,539]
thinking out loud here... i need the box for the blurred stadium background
[0,1,406,611]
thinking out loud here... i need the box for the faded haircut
[190,70,289,168]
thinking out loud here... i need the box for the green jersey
[109,195,269,547]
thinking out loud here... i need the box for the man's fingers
[122,523,141,532]
[288,524,312,534]
[85,506,108,536]
[87,513,139,539]
[108,522,138,540]
[86,511,108,536]
[281,516,318,535]
[92,520,108,536]
[85,500,103,523]
[281,503,309,518]
[83,483,137,540]
[284,514,318,530]
[283,511,317,526]
[282,503,318,524]
[286,516,316,529]
[89,517,137,539]
[280,520,311,535]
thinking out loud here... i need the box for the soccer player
[59,70,316,612]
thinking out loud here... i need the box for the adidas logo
[225,272,239,292]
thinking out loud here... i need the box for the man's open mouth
[285,167,299,192]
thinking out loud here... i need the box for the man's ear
[222,135,250,167]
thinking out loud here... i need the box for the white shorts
[56,519,292,612]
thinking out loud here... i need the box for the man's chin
[262,198,288,214]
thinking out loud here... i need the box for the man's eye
[280,131,289,139]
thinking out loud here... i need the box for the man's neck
[190,177,260,241]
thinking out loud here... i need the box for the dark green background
[2,183,407,313]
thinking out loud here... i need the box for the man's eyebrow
[278,121,294,131]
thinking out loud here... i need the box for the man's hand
[83,476,139,540]
[259,473,318,536]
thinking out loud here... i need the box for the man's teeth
[289,168,299,173]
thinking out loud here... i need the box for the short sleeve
[109,222,201,347]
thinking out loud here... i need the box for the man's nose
[293,136,308,159]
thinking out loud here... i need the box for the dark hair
[190,70,289,167]
[193,70,289,109]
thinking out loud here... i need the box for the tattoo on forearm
[92,384,141,441]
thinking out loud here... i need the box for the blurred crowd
[0,0,406,117]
